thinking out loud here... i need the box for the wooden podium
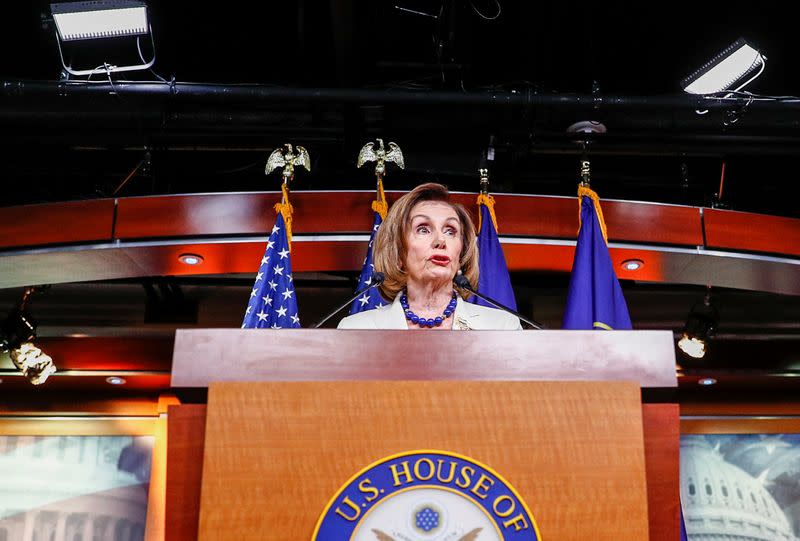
[167,329,679,541]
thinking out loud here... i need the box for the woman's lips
[429,255,451,266]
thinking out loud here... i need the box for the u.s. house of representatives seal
[312,450,541,541]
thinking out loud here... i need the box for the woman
[338,183,521,330]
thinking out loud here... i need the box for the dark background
[0,1,798,216]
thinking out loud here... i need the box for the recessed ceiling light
[621,259,644,271]
[178,253,204,265]
[106,376,126,385]
[698,377,717,386]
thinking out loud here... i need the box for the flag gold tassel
[577,185,608,244]
[274,183,294,248]
[371,178,389,220]
[476,193,499,233]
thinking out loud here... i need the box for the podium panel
[198,380,650,541]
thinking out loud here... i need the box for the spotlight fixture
[10,343,57,386]
[682,38,766,95]
[677,290,718,359]
[178,253,204,266]
[698,378,717,386]
[106,376,127,385]
[0,288,56,385]
[621,259,644,271]
[50,0,155,77]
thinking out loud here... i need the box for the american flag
[349,211,386,314]
[242,212,301,328]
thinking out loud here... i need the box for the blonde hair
[373,183,479,301]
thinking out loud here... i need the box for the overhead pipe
[3,80,800,111]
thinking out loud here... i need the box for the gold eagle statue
[265,143,311,181]
[357,138,405,178]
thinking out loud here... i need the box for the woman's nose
[432,231,446,248]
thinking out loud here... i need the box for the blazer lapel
[452,297,477,330]
[377,295,408,330]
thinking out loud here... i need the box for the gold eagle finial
[265,143,311,183]
[357,138,405,180]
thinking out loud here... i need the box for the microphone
[453,273,545,330]
[313,272,386,328]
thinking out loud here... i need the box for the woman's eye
[445,227,458,236]
[416,225,430,234]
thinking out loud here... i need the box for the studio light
[682,38,766,95]
[10,343,57,386]
[50,0,155,77]
[52,0,148,42]
[0,288,57,385]
[677,291,718,359]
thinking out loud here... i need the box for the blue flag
[679,505,688,541]
[476,200,517,310]
[242,212,301,329]
[349,212,387,314]
[563,188,632,330]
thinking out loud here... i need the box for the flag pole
[242,143,309,329]
[349,139,404,315]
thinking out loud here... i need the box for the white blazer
[337,294,522,330]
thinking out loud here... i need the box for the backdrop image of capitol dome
[0,435,152,541]
[681,434,800,541]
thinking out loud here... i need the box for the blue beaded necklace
[399,291,458,328]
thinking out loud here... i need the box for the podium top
[171,329,677,388]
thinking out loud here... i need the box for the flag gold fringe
[577,185,608,244]
[371,178,388,220]
[274,183,294,248]
[476,193,499,233]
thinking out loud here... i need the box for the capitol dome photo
[681,436,798,541]
[0,435,150,541]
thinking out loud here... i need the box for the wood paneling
[602,200,702,246]
[2,192,799,294]
[115,192,381,238]
[117,240,366,276]
[705,208,800,257]
[166,405,206,541]
[642,404,680,541]
[0,199,114,249]
[0,373,171,391]
[0,417,156,435]
[682,402,800,415]
[114,192,703,246]
[0,396,161,416]
[30,336,174,370]
[145,414,168,541]
[198,381,650,541]
[681,418,800,434]
[5,193,800,259]
[449,194,702,246]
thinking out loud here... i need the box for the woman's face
[403,201,463,287]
